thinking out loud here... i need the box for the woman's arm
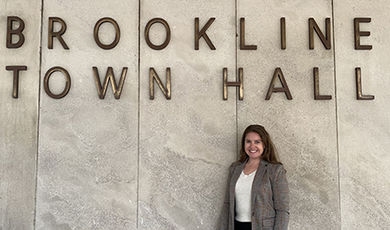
[272,164,290,230]
[219,163,235,230]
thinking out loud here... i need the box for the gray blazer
[219,160,289,230]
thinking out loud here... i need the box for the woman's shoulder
[265,161,283,167]
[265,161,287,175]
[229,161,242,170]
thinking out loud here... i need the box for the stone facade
[0,0,389,229]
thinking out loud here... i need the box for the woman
[219,125,289,230]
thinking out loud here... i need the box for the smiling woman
[219,124,290,230]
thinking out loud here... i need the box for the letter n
[149,67,171,100]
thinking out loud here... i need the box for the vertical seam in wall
[235,0,238,157]
[136,0,141,229]
[33,0,44,229]
[331,1,342,229]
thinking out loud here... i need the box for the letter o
[144,18,171,50]
[44,66,71,99]
[94,17,121,50]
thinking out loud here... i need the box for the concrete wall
[35,0,139,229]
[0,0,41,229]
[334,0,390,229]
[0,0,389,229]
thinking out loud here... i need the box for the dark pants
[234,220,251,230]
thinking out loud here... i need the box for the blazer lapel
[229,161,245,215]
[251,160,268,210]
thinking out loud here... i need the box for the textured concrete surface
[1,0,390,229]
[138,0,237,229]
[334,0,390,229]
[0,0,41,229]
[35,0,139,229]
[237,0,340,229]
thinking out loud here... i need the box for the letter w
[93,66,127,99]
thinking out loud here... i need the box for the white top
[235,170,256,222]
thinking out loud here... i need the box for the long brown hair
[239,124,281,164]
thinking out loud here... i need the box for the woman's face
[244,132,264,160]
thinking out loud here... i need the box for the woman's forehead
[245,132,262,140]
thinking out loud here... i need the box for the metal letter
[313,67,332,100]
[309,18,331,50]
[265,68,292,100]
[48,17,69,49]
[6,16,25,48]
[194,17,216,50]
[355,67,374,100]
[144,18,171,50]
[92,66,127,99]
[354,18,372,50]
[240,18,257,50]
[280,17,286,50]
[44,66,71,99]
[223,68,243,100]
[5,65,27,98]
[149,68,171,100]
[94,17,121,50]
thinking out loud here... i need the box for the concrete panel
[237,0,339,229]
[139,0,236,229]
[35,0,138,229]
[334,0,390,229]
[0,0,41,229]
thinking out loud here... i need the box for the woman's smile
[244,132,264,160]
